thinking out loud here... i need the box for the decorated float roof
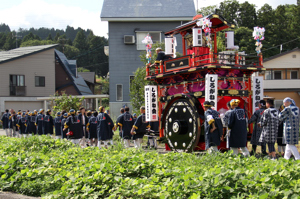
[164,14,235,36]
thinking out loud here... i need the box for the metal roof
[78,72,96,84]
[0,44,58,64]
[101,0,196,21]
[55,49,93,95]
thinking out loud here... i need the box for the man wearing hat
[17,112,27,138]
[87,111,98,147]
[248,100,267,155]
[203,101,222,153]
[154,47,171,64]
[279,97,300,160]
[118,107,134,148]
[228,99,250,156]
[35,109,44,135]
[114,108,125,139]
[97,106,114,149]
[64,109,84,145]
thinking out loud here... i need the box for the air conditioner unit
[124,35,135,44]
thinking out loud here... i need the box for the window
[291,71,298,79]
[10,75,25,96]
[35,76,45,87]
[10,75,25,86]
[116,84,123,101]
[136,31,161,50]
[274,71,282,79]
[265,71,272,80]
[129,75,135,91]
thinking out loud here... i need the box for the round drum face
[164,98,200,152]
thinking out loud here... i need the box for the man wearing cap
[87,111,98,147]
[154,48,171,64]
[203,101,222,153]
[228,99,250,156]
[279,97,300,160]
[35,109,44,135]
[8,109,18,137]
[249,100,267,155]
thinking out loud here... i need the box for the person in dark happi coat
[222,102,233,149]
[131,106,150,149]
[105,110,114,146]
[43,109,54,136]
[64,109,84,145]
[61,113,69,139]
[259,99,279,159]
[114,108,125,138]
[203,101,222,153]
[249,100,267,155]
[87,111,98,147]
[16,111,22,137]
[35,109,44,135]
[26,112,37,136]
[78,107,88,147]
[277,105,286,156]
[54,112,62,139]
[17,112,27,138]
[97,106,114,149]
[8,110,18,137]
[118,107,134,148]
[228,99,250,156]
[279,97,300,160]
[1,109,10,137]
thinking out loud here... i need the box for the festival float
[144,14,266,152]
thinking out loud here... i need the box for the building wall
[108,21,187,117]
[264,91,300,109]
[0,49,55,97]
[55,62,73,88]
[263,50,300,69]
[57,85,79,96]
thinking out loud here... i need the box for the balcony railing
[146,51,263,77]
[10,86,26,96]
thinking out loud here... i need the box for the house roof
[55,49,93,95]
[264,48,300,63]
[78,72,96,84]
[101,0,196,21]
[0,44,58,64]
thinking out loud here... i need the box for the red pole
[259,53,263,66]
[146,63,149,76]
[180,31,187,56]
[214,32,217,61]
[160,60,163,73]
[235,51,239,65]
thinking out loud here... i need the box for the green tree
[50,92,84,114]
[198,5,217,16]
[238,1,257,29]
[63,45,80,59]
[3,32,15,50]
[234,27,255,54]
[73,30,87,50]
[218,0,240,24]
[54,32,60,42]
[22,32,35,42]
[20,40,55,47]
[46,33,53,41]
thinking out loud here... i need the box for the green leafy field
[0,136,300,199]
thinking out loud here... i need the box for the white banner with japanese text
[252,76,264,113]
[145,85,158,122]
[205,74,218,110]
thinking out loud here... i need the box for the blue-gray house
[100,0,196,117]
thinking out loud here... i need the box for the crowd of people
[205,97,300,160]
[0,106,158,149]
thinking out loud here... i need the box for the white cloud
[0,0,108,37]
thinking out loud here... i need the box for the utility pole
[13,33,22,48]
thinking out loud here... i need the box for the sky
[0,0,297,37]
